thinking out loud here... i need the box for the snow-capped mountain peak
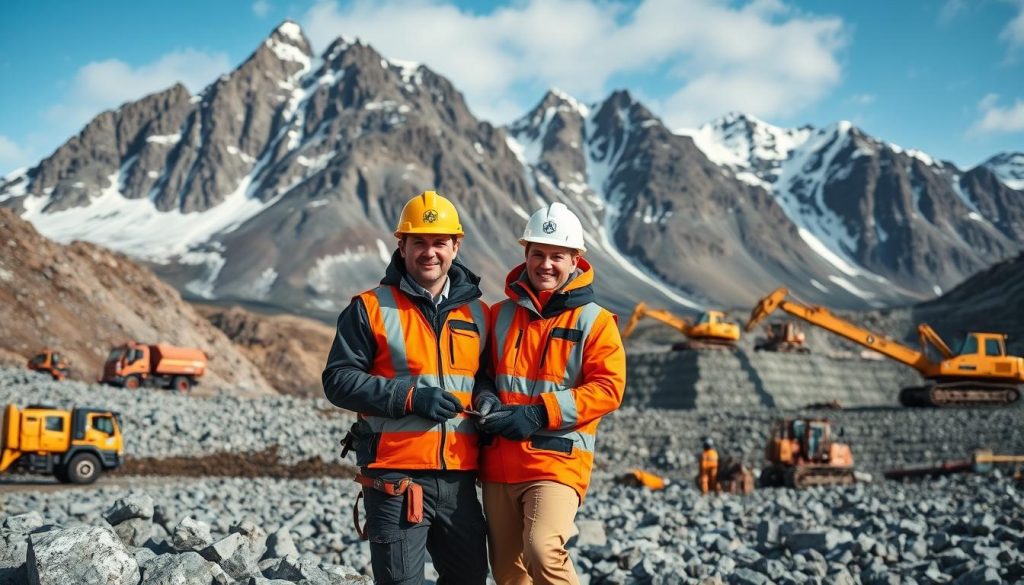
[984,152,1024,190]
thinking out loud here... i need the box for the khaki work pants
[482,481,581,585]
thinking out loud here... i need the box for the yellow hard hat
[394,191,464,237]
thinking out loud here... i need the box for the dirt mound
[116,446,356,479]
[0,209,275,396]
[196,305,335,397]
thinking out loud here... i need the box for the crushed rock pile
[2,474,1022,584]
[3,368,1023,480]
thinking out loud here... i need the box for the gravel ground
[2,368,1024,583]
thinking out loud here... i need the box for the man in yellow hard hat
[323,191,491,584]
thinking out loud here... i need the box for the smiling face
[399,234,460,292]
[525,242,580,292]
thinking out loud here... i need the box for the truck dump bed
[150,345,207,377]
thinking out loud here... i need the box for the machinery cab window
[107,348,125,362]
[92,416,115,435]
[984,338,1004,357]
[128,348,144,363]
[30,354,48,366]
[45,416,64,432]
[957,335,979,356]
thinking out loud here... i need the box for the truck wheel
[66,453,101,484]
[124,375,141,390]
[171,376,191,393]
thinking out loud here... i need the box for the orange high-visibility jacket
[701,448,719,471]
[479,259,626,501]
[323,253,490,471]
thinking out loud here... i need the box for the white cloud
[0,135,30,172]
[45,49,231,131]
[1001,1,1024,57]
[939,0,970,24]
[848,94,876,105]
[968,93,1024,135]
[301,0,846,126]
[253,0,272,18]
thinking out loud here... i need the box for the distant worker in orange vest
[699,437,720,494]
[473,201,627,585]
[323,191,491,585]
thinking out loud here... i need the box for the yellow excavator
[746,288,1023,407]
[622,302,741,350]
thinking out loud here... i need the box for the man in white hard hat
[470,202,626,585]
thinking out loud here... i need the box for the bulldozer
[746,288,1023,407]
[26,349,71,381]
[754,322,810,353]
[1,404,124,484]
[760,417,855,489]
[621,302,741,350]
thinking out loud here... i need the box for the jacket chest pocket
[446,320,481,374]
[537,327,583,381]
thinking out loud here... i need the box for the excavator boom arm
[746,288,932,372]
[621,302,691,338]
[917,324,955,360]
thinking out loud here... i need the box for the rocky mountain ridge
[1,21,1021,317]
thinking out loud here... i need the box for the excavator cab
[933,332,1023,382]
[689,311,741,344]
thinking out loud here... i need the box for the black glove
[473,392,503,417]
[479,404,548,440]
[410,386,462,422]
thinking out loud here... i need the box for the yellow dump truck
[100,341,207,392]
[0,404,124,484]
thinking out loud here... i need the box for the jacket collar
[381,249,482,307]
[505,257,595,318]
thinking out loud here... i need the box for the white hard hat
[520,202,586,252]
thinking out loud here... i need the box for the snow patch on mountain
[984,152,1024,190]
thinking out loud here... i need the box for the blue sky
[1,0,1022,176]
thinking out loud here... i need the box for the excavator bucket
[745,288,788,332]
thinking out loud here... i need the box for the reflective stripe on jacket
[322,251,491,472]
[479,258,626,500]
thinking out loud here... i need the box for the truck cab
[1,404,124,484]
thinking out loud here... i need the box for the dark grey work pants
[362,469,488,585]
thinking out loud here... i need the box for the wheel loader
[759,417,856,489]
[621,302,740,350]
[0,404,124,484]
[26,349,71,381]
[753,322,809,353]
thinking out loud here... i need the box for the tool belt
[352,474,424,540]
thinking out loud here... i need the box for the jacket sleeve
[322,297,412,418]
[540,310,626,430]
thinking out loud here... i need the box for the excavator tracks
[899,384,1021,408]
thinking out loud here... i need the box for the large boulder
[27,525,139,585]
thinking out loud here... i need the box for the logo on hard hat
[542,220,557,234]
[423,210,438,223]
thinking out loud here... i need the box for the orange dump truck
[100,341,207,392]
[1,404,124,484]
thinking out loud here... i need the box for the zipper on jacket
[436,311,448,471]
[449,324,455,366]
